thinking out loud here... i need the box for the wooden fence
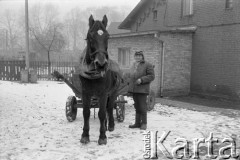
[30,61,78,80]
[0,60,25,81]
[0,60,78,81]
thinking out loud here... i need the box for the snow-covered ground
[0,81,239,160]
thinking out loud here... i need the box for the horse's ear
[89,15,95,28]
[102,15,108,28]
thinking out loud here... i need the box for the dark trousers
[132,93,147,124]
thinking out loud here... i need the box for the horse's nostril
[95,60,106,67]
[95,61,100,66]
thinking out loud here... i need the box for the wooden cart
[52,70,156,122]
[52,71,127,122]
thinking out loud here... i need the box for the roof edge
[110,26,197,38]
[118,0,148,30]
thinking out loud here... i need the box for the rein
[89,49,108,60]
[79,20,109,80]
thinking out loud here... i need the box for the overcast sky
[0,0,140,11]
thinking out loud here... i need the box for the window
[182,0,193,16]
[153,10,158,20]
[118,48,130,67]
[226,0,233,9]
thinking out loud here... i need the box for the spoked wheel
[147,90,156,111]
[66,96,77,122]
[116,95,125,122]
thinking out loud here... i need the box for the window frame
[182,0,193,17]
[225,0,233,9]
[153,10,158,21]
[118,48,131,67]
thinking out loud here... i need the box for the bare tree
[0,9,23,52]
[92,6,130,24]
[62,6,130,52]
[64,7,87,51]
[30,3,65,79]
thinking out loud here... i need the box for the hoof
[80,136,90,144]
[108,126,114,132]
[98,138,107,145]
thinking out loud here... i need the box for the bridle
[80,24,110,79]
[89,49,108,61]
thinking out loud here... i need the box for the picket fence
[0,60,78,81]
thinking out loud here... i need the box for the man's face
[134,54,143,62]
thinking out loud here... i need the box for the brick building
[108,0,240,101]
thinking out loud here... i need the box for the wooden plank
[7,62,10,81]
[38,61,41,79]
[15,61,17,81]
[57,61,59,73]
[9,61,13,81]
[10,61,15,81]
[0,61,2,80]
[6,61,9,80]
[1,61,4,80]
[36,61,39,79]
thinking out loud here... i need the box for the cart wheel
[66,96,77,122]
[147,90,156,111]
[116,95,125,122]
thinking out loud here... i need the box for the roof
[118,0,148,30]
[107,22,130,35]
[110,26,197,38]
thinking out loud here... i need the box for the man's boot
[140,113,147,130]
[129,113,141,128]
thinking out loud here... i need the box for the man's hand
[136,78,142,85]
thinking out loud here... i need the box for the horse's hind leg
[107,95,115,132]
[80,93,91,144]
[98,94,108,145]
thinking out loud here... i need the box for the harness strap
[78,49,109,79]
[89,49,108,60]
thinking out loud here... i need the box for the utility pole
[25,0,30,71]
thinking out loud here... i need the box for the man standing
[128,51,155,130]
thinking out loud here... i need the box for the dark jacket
[127,60,155,94]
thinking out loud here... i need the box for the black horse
[79,15,123,145]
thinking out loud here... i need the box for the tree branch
[48,26,57,51]
[32,29,48,51]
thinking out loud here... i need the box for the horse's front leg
[98,94,108,145]
[80,93,91,144]
[107,95,115,132]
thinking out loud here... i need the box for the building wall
[131,0,240,32]
[191,24,240,100]
[159,32,192,96]
[109,33,192,97]
[109,35,161,95]
[127,0,240,100]
[191,0,240,100]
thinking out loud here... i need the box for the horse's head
[86,15,110,76]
